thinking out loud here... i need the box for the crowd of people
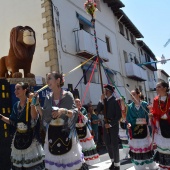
[0,71,170,170]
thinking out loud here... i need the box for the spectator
[97,110,104,146]
[88,104,100,145]
[75,98,100,165]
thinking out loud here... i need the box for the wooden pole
[91,17,109,135]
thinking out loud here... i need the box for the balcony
[140,55,157,71]
[148,81,156,91]
[125,62,147,81]
[74,29,108,61]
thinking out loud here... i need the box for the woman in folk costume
[150,81,170,170]
[0,82,45,170]
[126,88,158,170]
[75,98,100,165]
[118,98,129,159]
[36,72,88,170]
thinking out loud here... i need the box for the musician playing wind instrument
[35,72,88,170]
[126,88,157,170]
[0,82,45,170]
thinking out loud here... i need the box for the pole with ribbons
[84,0,109,131]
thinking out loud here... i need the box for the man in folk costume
[97,84,121,170]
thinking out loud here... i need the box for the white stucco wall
[0,0,50,78]
[52,0,123,103]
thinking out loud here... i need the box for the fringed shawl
[42,90,78,138]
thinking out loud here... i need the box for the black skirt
[129,150,154,160]
[154,151,170,166]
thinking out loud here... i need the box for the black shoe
[109,162,115,170]
[114,166,120,170]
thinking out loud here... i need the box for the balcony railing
[74,29,108,61]
[125,62,147,81]
[140,55,157,71]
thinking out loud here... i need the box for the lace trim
[157,145,170,151]
[12,155,44,165]
[84,154,99,161]
[82,146,97,152]
[131,159,153,165]
[130,145,151,153]
[80,136,93,142]
[45,154,84,168]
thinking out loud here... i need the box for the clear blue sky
[121,0,170,75]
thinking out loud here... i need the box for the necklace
[158,95,169,113]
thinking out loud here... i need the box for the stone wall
[41,0,59,72]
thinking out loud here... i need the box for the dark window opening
[126,28,129,40]
[119,22,124,36]
[105,36,111,53]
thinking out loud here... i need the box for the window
[145,53,148,62]
[104,67,115,84]
[105,36,111,53]
[134,57,139,64]
[123,51,128,63]
[140,49,143,55]
[85,70,96,83]
[107,72,114,84]
[82,64,97,84]
[147,71,150,81]
[126,28,129,40]
[77,13,92,33]
[79,23,84,30]
[130,33,135,44]
[119,22,124,36]
[139,85,142,92]
[79,21,91,33]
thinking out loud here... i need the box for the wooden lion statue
[0,26,36,78]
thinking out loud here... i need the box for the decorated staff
[84,0,109,126]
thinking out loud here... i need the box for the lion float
[0,26,36,78]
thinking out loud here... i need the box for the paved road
[89,147,134,170]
